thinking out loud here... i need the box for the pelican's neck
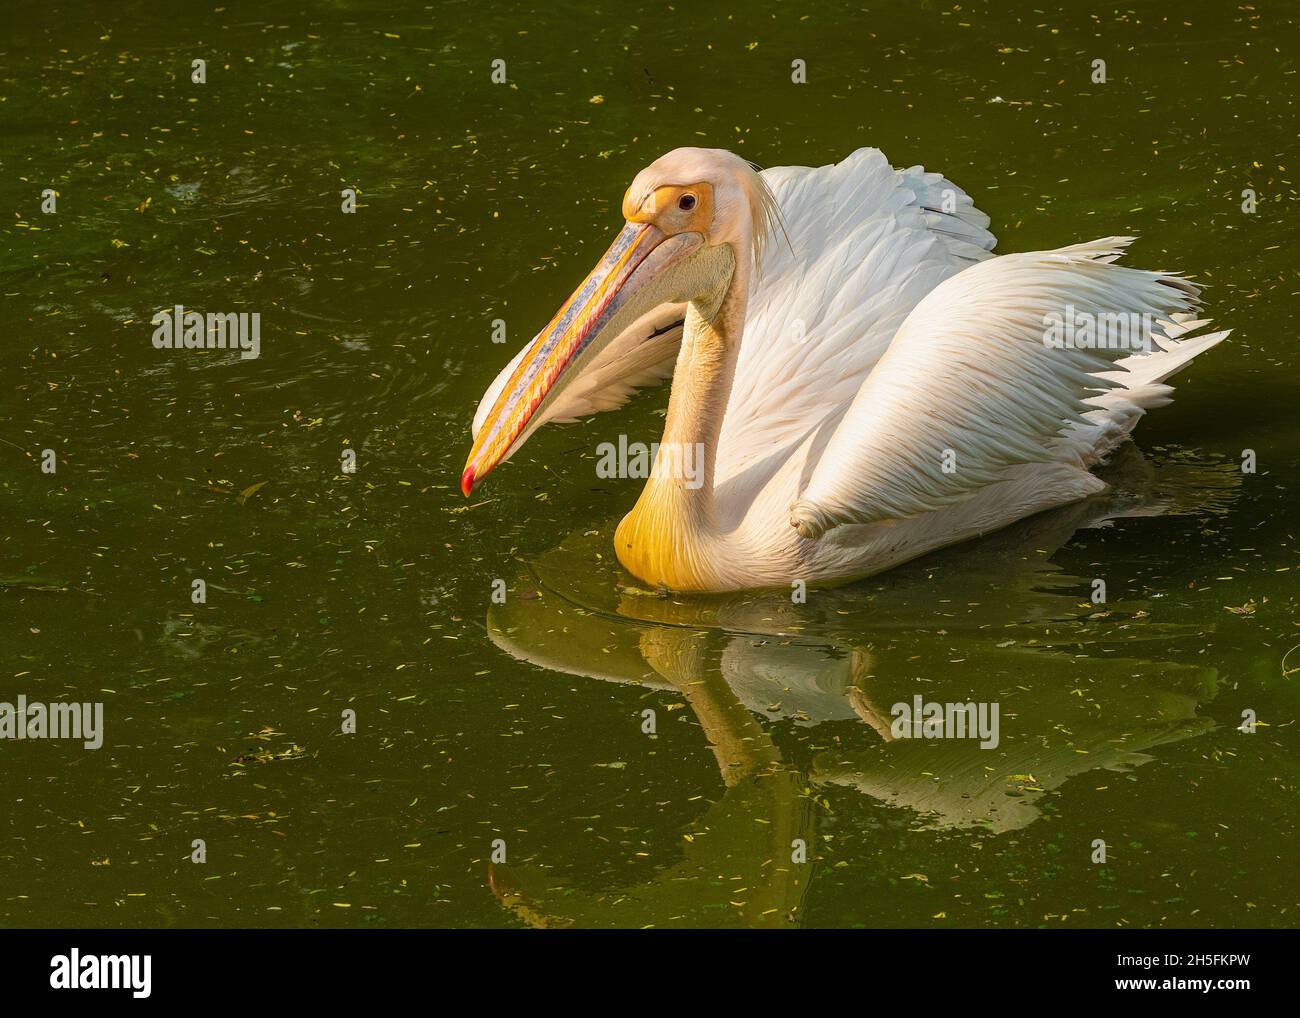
[664,271,748,495]
[615,245,750,589]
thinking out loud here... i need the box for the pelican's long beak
[462,221,700,495]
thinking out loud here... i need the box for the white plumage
[789,236,1225,537]
[469,147,1227,591]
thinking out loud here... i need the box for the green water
[2,0,1297,928]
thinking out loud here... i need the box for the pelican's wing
[789,238,1229,538]
[471,303,685,441]
[718,148,997,480]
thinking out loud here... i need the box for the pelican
[463,147,1228,592]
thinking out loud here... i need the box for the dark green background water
[2,0,1297,928]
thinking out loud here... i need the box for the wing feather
[718,149,997,481]
[789,237,1224,538]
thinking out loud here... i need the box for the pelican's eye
[678,193,697,211]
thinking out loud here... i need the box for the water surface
[2,0,1297,927]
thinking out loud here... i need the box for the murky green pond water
[2,0,1297,928]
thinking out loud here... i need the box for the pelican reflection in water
[482,448,1237,927]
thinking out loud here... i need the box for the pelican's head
[461,147,780,496]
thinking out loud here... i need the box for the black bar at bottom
[0,927,1287,1005]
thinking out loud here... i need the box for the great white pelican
[463,147,1227,592]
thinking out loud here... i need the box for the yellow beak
[462,221,672,496]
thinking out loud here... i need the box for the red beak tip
[460,466,476,497]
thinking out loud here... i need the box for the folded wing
[789,237,1228,538]
[718,148,997,482]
